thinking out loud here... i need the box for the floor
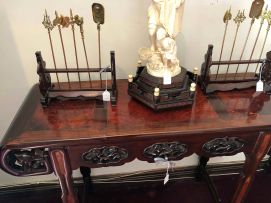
[1,172,271,203]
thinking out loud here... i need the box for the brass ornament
[73,13,92,86]
[217,8,232,79]
[255,10,271,72]
[246,5,268,76]
[92,3,105,25]
[233,10,246,25]
[223,7,232,23]
[42,10,59,87]
[226,10,246,79]
[42,10,54,30]
[249,0,265,19]
[53,12,70,28]
[236,2,264,77]
[92,3,105,86]
[54,11,71,88]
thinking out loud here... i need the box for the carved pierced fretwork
[144,142,187,159]
[203,137,245,156]
[82,146,128,165]
[1,148,52,176]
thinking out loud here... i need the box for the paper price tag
[103,90,111,101]
[163,71,172,85]
[256,80,263,92]
[164,173,169,185]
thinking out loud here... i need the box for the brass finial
[42,10,54,30]
[234,10,246,25]
[223,7,232,23]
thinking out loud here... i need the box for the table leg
[196,156,222,203]
[80,166,92,203]
[231,132,271,203]
[50,149,78,203]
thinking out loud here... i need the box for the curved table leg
[50,149,78,203]
[231,132,271,203]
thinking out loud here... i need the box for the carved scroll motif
[203,137,245,155]
[82,146,128,165]
[144,142,187,159]
[2,148,51,176]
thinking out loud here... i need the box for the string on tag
[164,161,170,185]
[154,157,175,185]
[100,66,111,101]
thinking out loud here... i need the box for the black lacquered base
[128,66,197,111]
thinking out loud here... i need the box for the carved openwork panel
[203,137,245,156]
[82,146,128,165]
[1,148,52,176]
[144,142,187,159]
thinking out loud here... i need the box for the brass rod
[225,25,240,78]
[225,10,246,80]
[82,37,92,87]
[42,10,60,88]
[245,6,268,78]
[235,18,255,78]
[98,24,102,87]
[216,8,232,80]
[74,15,92,87]
[70,9,81,88]
[55,11,71,88]
[255,10,271,73]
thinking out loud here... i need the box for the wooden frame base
[128,66,197,111]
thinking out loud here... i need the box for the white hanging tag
[256,80,263,92]
[163,70,172,85]
[164,162,170,185]
[164,172,169,185]
[103,90,111,101]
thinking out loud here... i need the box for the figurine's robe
[148,0,185,37]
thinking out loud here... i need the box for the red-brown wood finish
[1,80,271,203]
[50,149,78,203]
[232,133,271,203]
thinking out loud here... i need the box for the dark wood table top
[2,79,271,148]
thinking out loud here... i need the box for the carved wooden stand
[128,66,197,111]
[36,51,117,107]
[199,45,271,94]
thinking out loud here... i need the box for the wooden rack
[199,45,271,94]
[36,51,117,107]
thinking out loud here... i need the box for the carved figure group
[139,0,185,77]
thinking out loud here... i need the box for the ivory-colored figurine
[139,0,185,78]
